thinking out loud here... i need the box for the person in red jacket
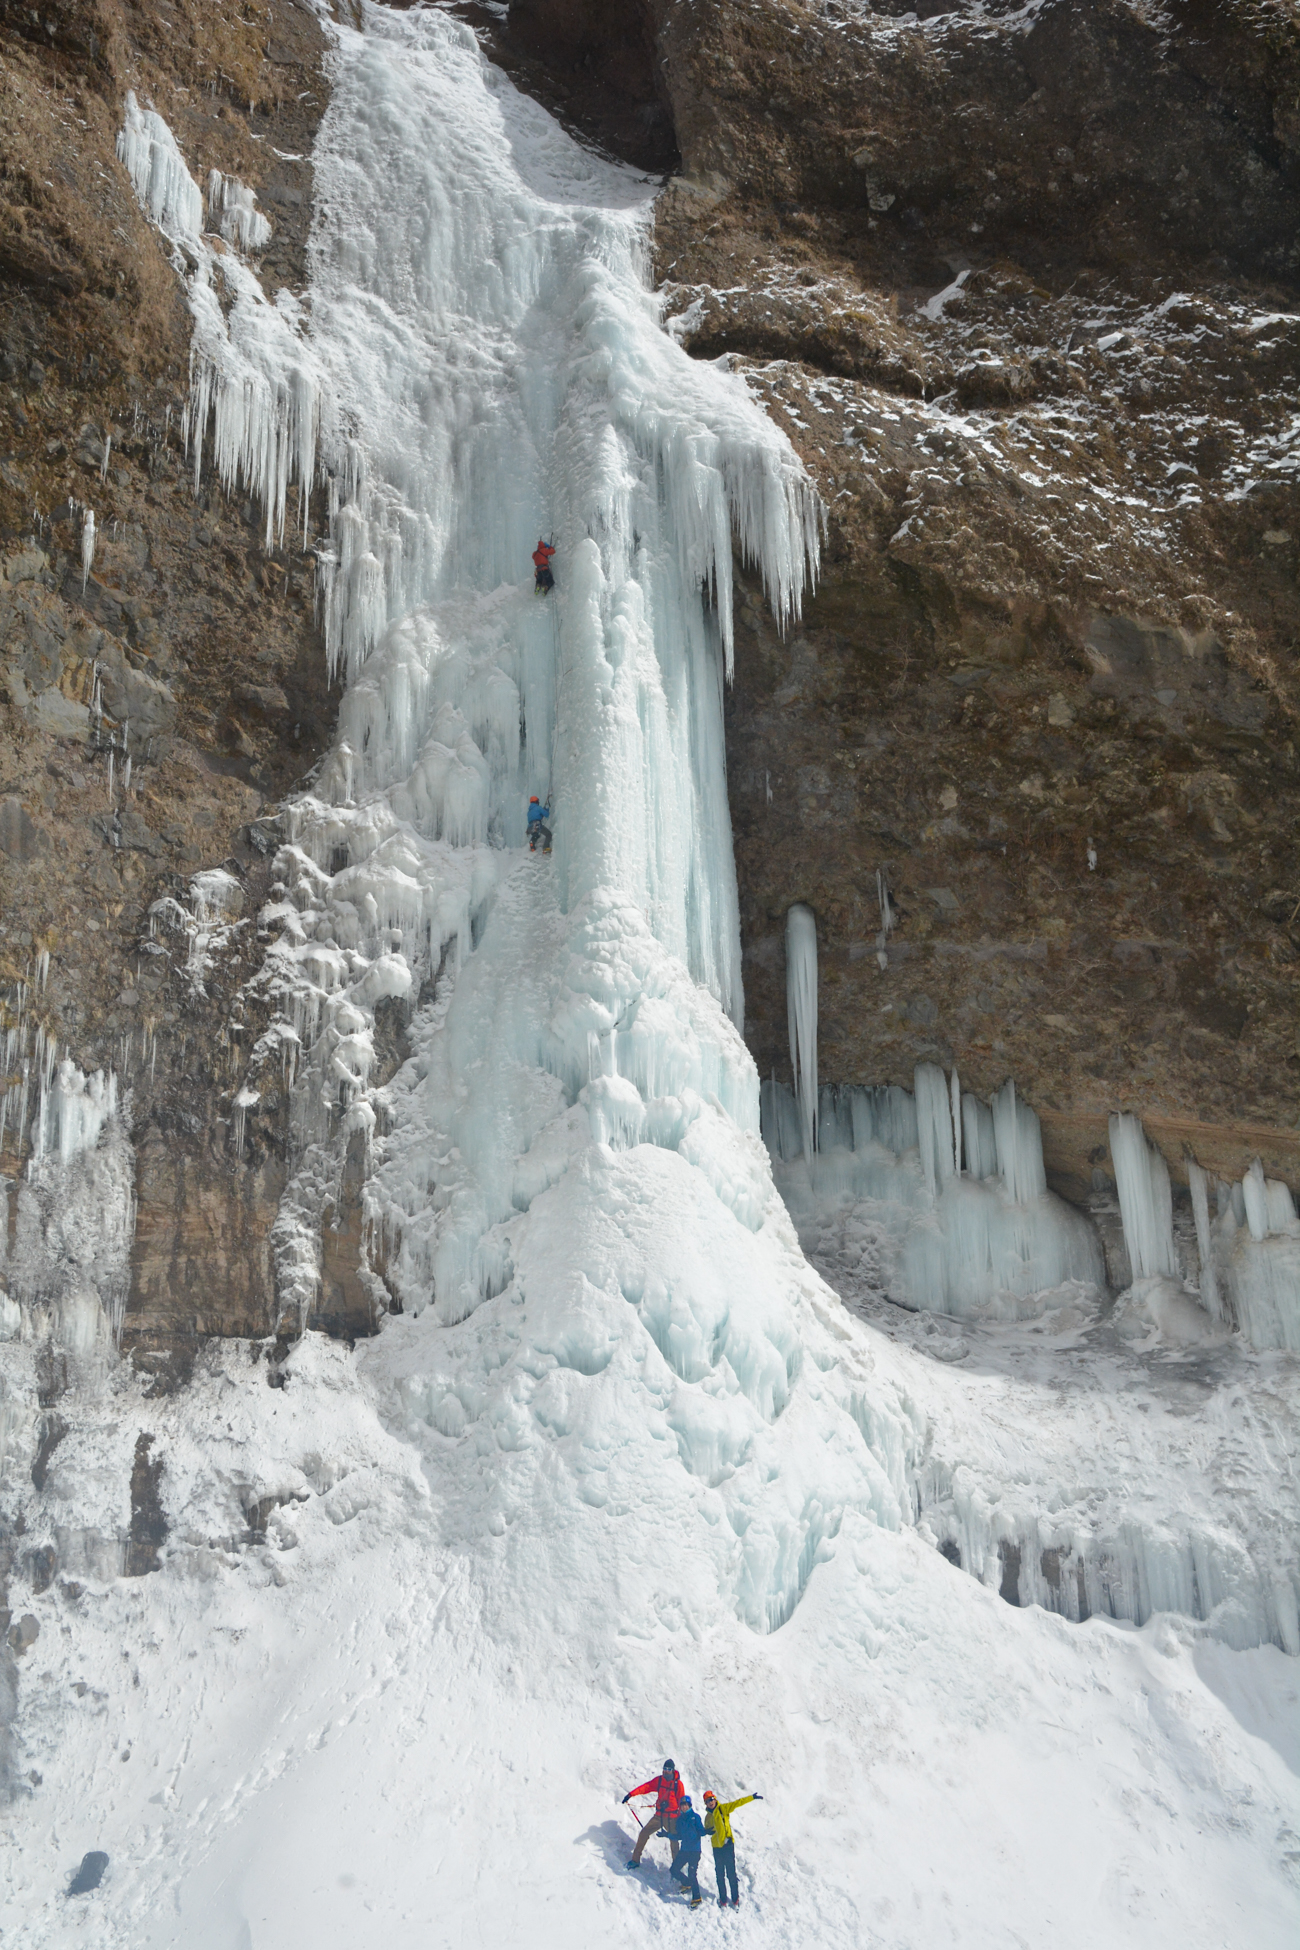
[532,538,555,594]
[623,1758,685,1868]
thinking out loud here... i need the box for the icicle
[1109,1112,1176,1280]
[100,434,111,485]
[786,904,818,1162]
[950,1069,962,1174]
[81,508,95,591]
[875,868,893,970]
[123,754,133,795]
[1187,1158,1225,1323]
[107,749,115,804]
[218,175,272,253]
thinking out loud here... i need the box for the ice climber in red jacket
[623,1759,685,1869]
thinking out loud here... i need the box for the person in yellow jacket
[702,1788,762,1909]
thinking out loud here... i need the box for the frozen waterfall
[121,5,939,1647]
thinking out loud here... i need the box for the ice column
[962,1093,997,1180]
[992,1079,1047,1204]
[1109,1112,1176,1280]
[915,1062,956,1197]
[786,904,818,1162]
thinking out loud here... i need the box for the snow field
[3,1332,1299,1948]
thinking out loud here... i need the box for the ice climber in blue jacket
[669,1797,706,1907]
[527,795,552,852]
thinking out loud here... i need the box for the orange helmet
[703,1790,717,1803]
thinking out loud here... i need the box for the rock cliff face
[1,0,1299,1368]
[0,0,354,1369]
[506,0,1300,1198]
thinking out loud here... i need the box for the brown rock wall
[0,0,342,1357]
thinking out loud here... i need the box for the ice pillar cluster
[764,1063,1103,1319]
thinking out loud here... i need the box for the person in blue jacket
[527,795,552,853]
[669,1796,706,1908]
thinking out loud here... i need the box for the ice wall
[763,1068,1104,1317]
[926,1483,1300,1655]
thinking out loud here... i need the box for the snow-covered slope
[4,8,1299,1945]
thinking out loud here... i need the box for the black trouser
[535,566,553,592]
[712,1839,737,1903]
[671,1850,701,1900]
[528,821,551,850]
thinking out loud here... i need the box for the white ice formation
[1189,1153,1300,1352]
[115,91,204,241]
[1110,1114,1300,1352]
[764,1066,1104,1318]
[116,92,329,550]
[102,19,1300,1678]
[0,1059,132,1354]
[765,911,1096,1320]
[206,169,272,253]
[34,1059,118,1167]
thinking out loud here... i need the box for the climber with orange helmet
[703,1788,762,1909]
[526,795,552,853]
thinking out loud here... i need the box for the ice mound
[1113,1273,1232,1347]
[373,1131,913,1635]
